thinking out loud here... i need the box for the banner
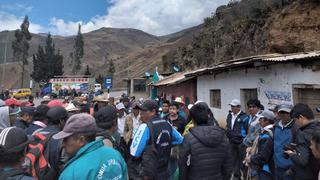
[264,91,292,105]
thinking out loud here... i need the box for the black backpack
[141,119,172,179]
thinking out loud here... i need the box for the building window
[133,79,146,92]
[210,89,221,108]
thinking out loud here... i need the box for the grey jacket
[0,105,10,130]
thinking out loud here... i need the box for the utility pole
[127,59,130,79]
[1,35,8,90]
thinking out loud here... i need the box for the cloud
[0,3,33,13]
[49,18,97,36]
[49,0,228,36]
[0,11,43,33]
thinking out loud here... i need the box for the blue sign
[105,77,112,89]
[42,84,52,95]
[80,83,88,92]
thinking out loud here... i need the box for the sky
[0,0,228,36]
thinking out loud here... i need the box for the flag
[151,67,160,100]
[152,66,160,83]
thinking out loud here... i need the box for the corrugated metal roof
[152,72,194,86]
[185,51,320,77]
[262,51,320,61]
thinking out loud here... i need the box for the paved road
[33,90,127,106]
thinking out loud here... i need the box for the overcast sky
[0,0,228,36]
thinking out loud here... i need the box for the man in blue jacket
[273,104,294,180]
[53,113,128,180]
[226,99,250,180]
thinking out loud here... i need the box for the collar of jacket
[64,139,104,168]
[299,120,320,131]
[275,119,295,129]
[237,111,247,118]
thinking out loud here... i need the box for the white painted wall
[197,63,320,125]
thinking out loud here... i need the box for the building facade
[152,72,197,105]
[186,51,320,125]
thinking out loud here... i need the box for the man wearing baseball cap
[95,105,120,148]
[25,105,50,135]
[116,102,127,137]
[53,113,127,180]
[14,106,35,129]
[226,99,250,180]
[273,104,295,180]
[0,127,33,179]
[245,110,275,179]
[130,100,183,179]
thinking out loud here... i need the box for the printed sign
[264,91,292,105]
[105,77,112,89]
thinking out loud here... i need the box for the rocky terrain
[164,0,320,70]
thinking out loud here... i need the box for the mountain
[164,0,320,69]
[0,25,200,89]
[2,0,319,90]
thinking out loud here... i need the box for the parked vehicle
[12,88,32,99]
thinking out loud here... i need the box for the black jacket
[290,121,320,180]
[25,123,43,135]
[179,125,232,180]
[226,111,250,144]
[164,115,186,134]
[37,125,67,173]
[14,119,29,129]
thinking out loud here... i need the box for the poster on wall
[264,91,292,106]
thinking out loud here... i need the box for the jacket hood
[189,125,225,147]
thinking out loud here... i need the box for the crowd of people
[0,92,320,180]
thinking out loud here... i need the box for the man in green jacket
[53,113,128,180]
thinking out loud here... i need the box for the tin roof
[262,51,320,61]
[152,72,194,87]
[185,51,320,77]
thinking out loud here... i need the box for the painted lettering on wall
[264,91,292,105]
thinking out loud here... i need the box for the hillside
[0,26,199,89]
[1,0,319,90]
[163,0,320,70]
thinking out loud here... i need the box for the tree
[31,34,63,84]
[70,24,84,74]
[12,16,32,88]
[85,65,91,75]
[96,74,104,84]
[107,59,115,75]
